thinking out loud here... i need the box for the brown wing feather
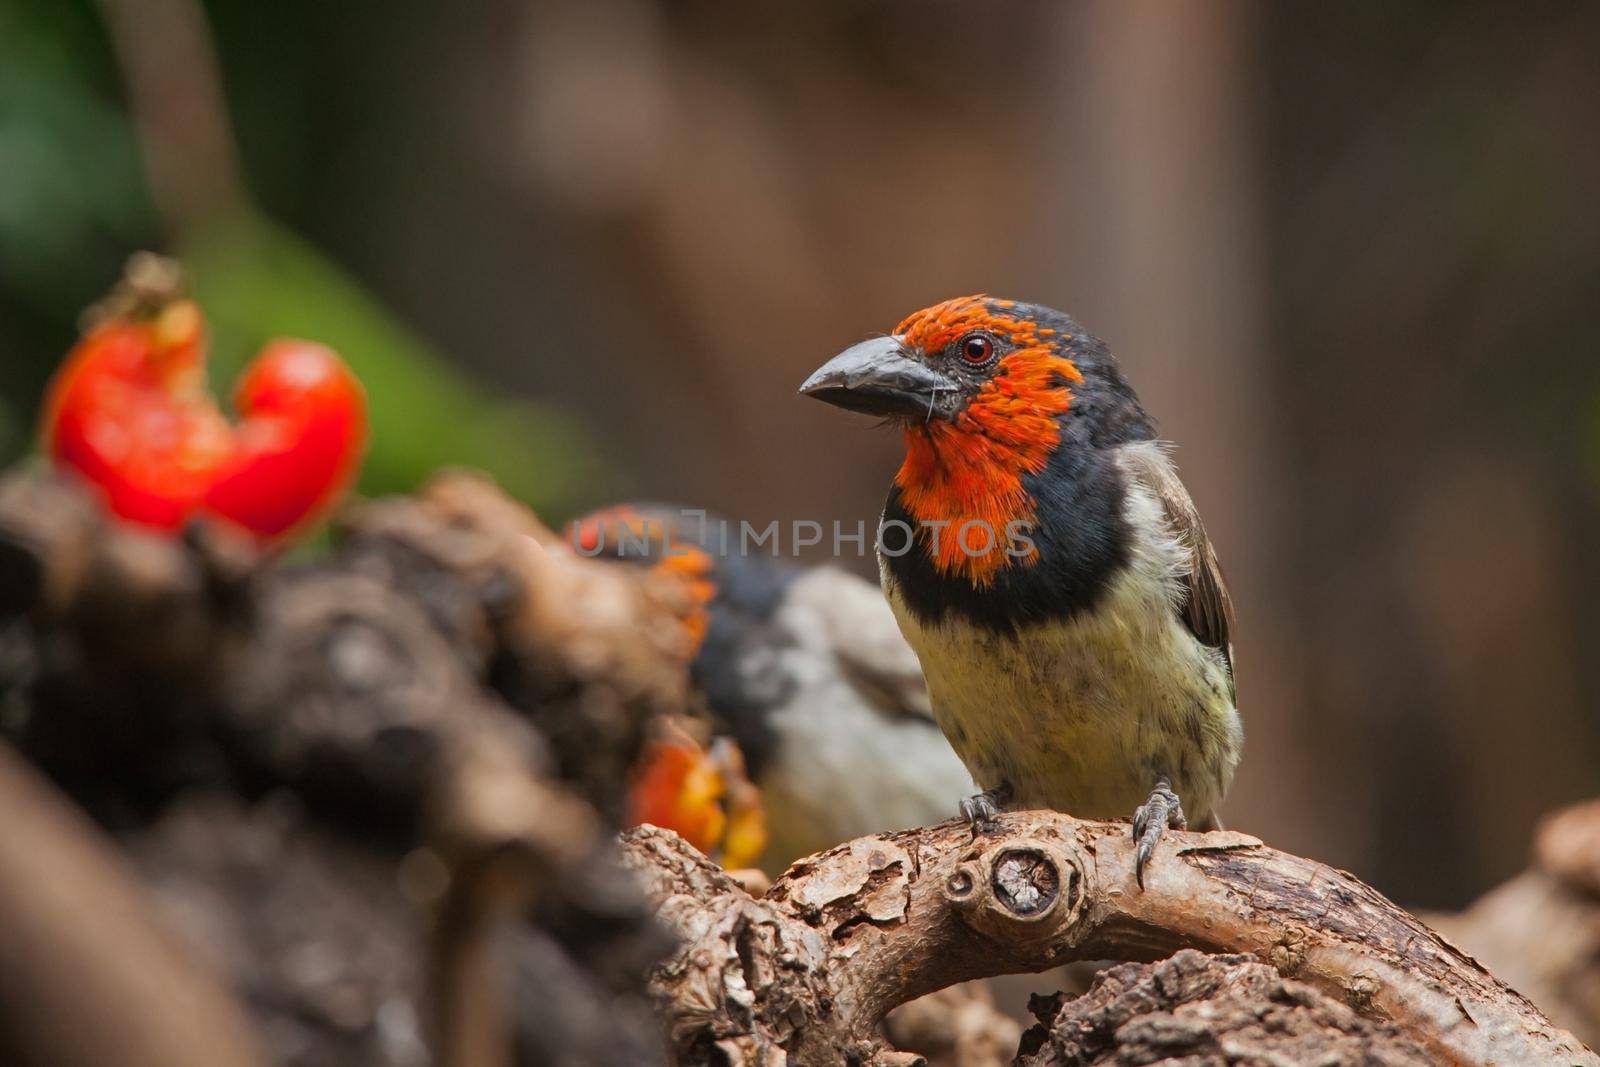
[1123,446,1236,688]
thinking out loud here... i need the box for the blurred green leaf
[0,2,154,316]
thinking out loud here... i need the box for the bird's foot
[1130,777,1187,889]
[959,782,1012,835]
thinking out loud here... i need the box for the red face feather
[890,296,1081,585]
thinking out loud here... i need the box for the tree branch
[0,467,687,1066]
[621,812,1597,1066]
[1015,949,1432,1066]
[0,744,268,1067]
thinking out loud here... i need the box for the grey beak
[798,336,958,419]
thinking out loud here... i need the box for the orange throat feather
[890,298,1081,585]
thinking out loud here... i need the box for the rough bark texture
[621,815,1596,1066]
[1016,950,1431,1066]
[0,745,270,1067]
[0,468,690,1066]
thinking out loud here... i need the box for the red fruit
[203,341,367,539]
[42,298,366,543]
[43,301,232,530]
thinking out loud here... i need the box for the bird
[798,295,1241,885]
[569,504,975,869]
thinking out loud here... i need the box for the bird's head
[801,296,1111,584]
[799,295,1082,425]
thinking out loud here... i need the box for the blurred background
[1,0,1596,910]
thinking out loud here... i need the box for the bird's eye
[958,333,995,365]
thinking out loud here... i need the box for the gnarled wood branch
[0,744,268,1067]
[0,468,686,1067]
[1015,949,1432,1066]
[621,812,1597,1067]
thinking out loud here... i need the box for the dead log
[621,813,1597,1066]
[0,468,686,1067]
[1015,949,1431,1066]
[0,744,268,1067]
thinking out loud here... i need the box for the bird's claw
[959,783,1011,835]
[1131,778,1186,889]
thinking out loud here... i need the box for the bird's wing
[776,566,936,722]
[1122,443,1236,687]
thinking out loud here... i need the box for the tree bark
[621,813,1596,1066]
[0,745,269,1067]
[0,468,689,1067]
[1015,949,1431,1066]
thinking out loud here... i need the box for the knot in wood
[1344,971,1380,1013]
[944,864,978,902]
[993,849,1058,917]
[1268,924,1309,977]
[952,836,1086,939]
